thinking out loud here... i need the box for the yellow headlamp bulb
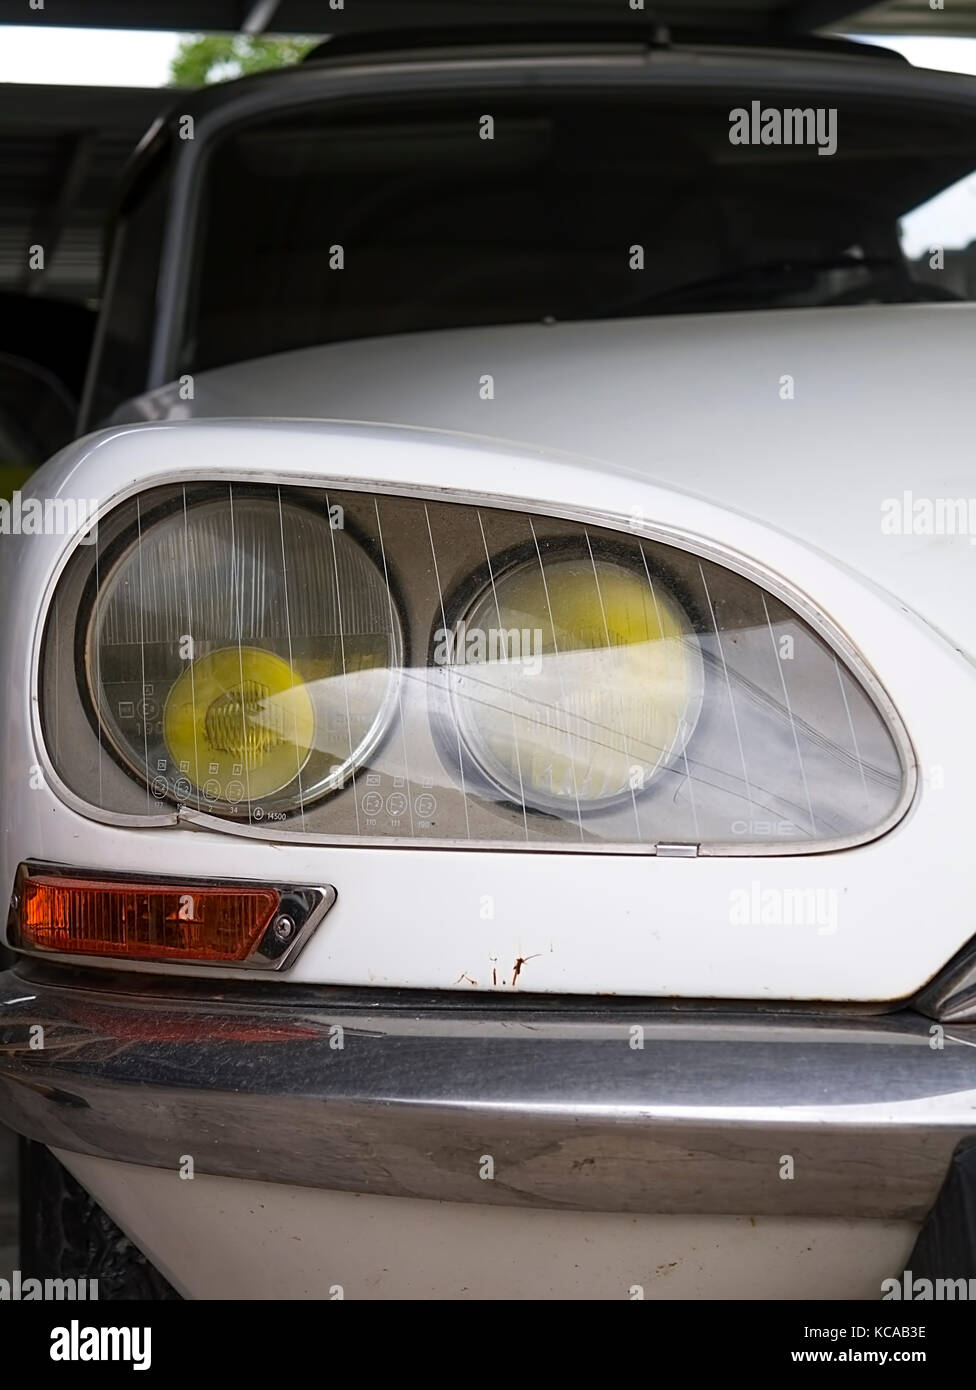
[163,646,314,802]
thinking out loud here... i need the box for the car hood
[123,303,976,660]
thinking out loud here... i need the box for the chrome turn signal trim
[7,862,337,973]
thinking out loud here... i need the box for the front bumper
[1,963,974,1220]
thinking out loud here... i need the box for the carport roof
[0,84,166,303]
[1,0,976,38]
[1,0,974,306]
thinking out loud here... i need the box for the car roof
[140,32,973,131]
[4,0,976,39]
[300,28,909,66]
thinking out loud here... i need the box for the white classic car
[3,11,976,1302]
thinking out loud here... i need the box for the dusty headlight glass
[447,547,703,811]
[83,493,402,816]
[41,482,912,852]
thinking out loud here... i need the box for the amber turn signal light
[9,866,287,964]
[8,865,336,969]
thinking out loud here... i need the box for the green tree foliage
[0,466,33,502]
[170,34,318,87]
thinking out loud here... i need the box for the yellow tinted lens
[453,556,702,807]
[163,646,314,803]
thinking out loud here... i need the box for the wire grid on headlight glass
[40,482,908,851]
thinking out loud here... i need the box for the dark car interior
[182,89,976,374]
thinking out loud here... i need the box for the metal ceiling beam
[1,1,976,40]
[0,1,862,34]
[18,130,96,295]
[241,0,282,35]
[776,0,872,29]
[0,2,241,28]
[0,86,164,133]
[0,86,161,304]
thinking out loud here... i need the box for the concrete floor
[0,1125,16,1280]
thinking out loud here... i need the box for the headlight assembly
[40,481,912,853]
[80,492,403,817]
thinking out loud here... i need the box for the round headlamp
[447,548,704,813]
[84,493,402,816]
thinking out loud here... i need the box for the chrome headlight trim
[30,469,918,856]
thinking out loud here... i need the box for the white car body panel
[3,28,975,1304]
[3,253,973,1304]
[0,393,972,1001]
[124,305,976,662]
[58,1150,917,1302]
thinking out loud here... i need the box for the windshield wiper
[611,253,901,316]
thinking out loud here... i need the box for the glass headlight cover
[447,548,704,812]
[42,482,912,852]
[82,493,402,816]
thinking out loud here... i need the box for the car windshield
[179,87,976,374]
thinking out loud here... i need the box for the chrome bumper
[0,964,973,1220]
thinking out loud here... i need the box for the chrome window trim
[30,466,919,857]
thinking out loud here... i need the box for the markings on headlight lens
[83,491,402,817]
[447,543,704,814]
[39,482,911,851]
[163,646,314,801]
